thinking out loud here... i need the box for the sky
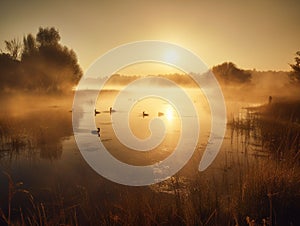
[0,0,300,73]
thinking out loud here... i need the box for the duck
[94,109,100,116]
[143,111,149,117]
[158,112,164,117]
[91,128,100,137]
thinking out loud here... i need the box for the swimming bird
[91,127,100,137]
[158,112,164,117]
[94,109,100,116]
[143,111,149,117]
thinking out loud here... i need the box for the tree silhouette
[3,38,22,60]
[36,27,60,47]
[289,51,300,84]
[212,62,252,84]
[0,53,21,90]
[22,34,37,59]
[0,26,82,93]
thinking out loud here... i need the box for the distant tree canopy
[0,27,82,93]
[212,62,252,84]
[289,51,300,84]
[104,73,198,88]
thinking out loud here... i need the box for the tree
[22,34,37,59]
[212,62,252,84]
[289,51,300,83]
[0,26,83,93]
[36,27,60,47]
[0,53,21,90]
[3,38,22,60]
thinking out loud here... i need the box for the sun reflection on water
[165,106,174,121]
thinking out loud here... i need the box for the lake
[0,88,298,225]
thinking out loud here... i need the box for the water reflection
[0,92,299,225]
[0,109,73,160]
[92,88,210,167]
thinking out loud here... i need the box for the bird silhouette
[94,109,100,116]
[143,111,149,117]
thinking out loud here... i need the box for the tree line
[212,62,252,84]
[212,53,300,85]
[0,27,82,93]
[1,26,299,93]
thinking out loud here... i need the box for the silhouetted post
[268,96,272,104]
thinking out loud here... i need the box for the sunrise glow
[165,107,173,121]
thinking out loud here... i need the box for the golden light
[165,107,173,121]
[163,49,180,66]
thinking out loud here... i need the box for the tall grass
[1,161,299,225]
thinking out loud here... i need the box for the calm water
[0,88,266,214]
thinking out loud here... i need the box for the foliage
[212,62,252,84]
[36,27,60,47]
[22,34,37,59]
[289,51,300,83]
[0,27,82,93]
[3,38,22,60]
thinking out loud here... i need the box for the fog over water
[1,67,300,225]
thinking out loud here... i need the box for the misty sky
[1,0,300,73]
